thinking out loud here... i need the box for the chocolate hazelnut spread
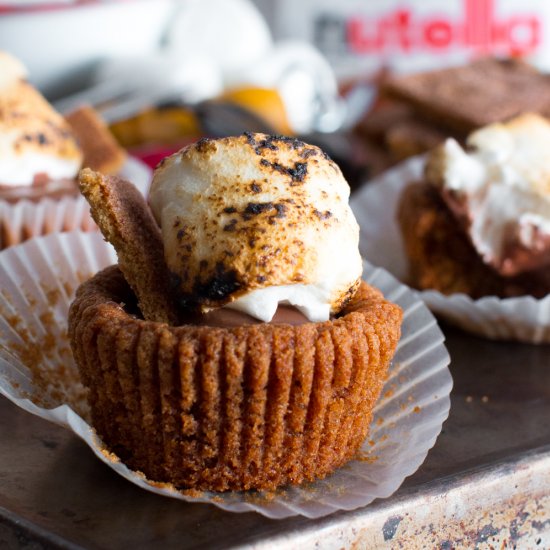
[500,221,550,276]
[183,304,309,328]
[0,177,78,203]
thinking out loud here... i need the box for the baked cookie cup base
[351,155,550,343]
[0,157,150,250]
[69,266,402,492]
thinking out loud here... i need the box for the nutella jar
[261,0,550,80]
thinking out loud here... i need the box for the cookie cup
[68,266,402,492]
[351,156,550,343]
[0,157,150,249]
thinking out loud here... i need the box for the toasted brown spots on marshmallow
[149,133,362,316]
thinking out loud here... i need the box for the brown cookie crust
[69,267,402,491]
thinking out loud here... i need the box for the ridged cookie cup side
[0,157,150,249]
[68,266,402,492]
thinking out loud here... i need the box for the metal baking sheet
[1,324,549,549]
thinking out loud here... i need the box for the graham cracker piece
[385,117,447,161]
[383,58,550,134]
[356,101,415,142]
[78,168,179,325]
[66,105,127,174]
[356,100,458,162]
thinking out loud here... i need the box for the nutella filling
[182,304,309,328]
[0,176,78,203]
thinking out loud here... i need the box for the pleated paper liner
[0,231,451,519]
[351,155,550,344]
[0,157,151,249]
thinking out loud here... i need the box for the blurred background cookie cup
[0,49,150,249]
[351,154,550,344]
[0,157,150,250]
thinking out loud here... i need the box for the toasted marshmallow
[425,113,550,276]
[0,52,82,186]
[149,133,362,321]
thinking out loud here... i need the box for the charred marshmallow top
[0,51,82,186]
[425,113,550,276]
[149,133,363,322]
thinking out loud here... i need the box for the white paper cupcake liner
[0,231,451,519]
[0,157,151,249]
[351,155,550,344]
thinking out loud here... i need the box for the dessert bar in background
[356,58,550,167]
